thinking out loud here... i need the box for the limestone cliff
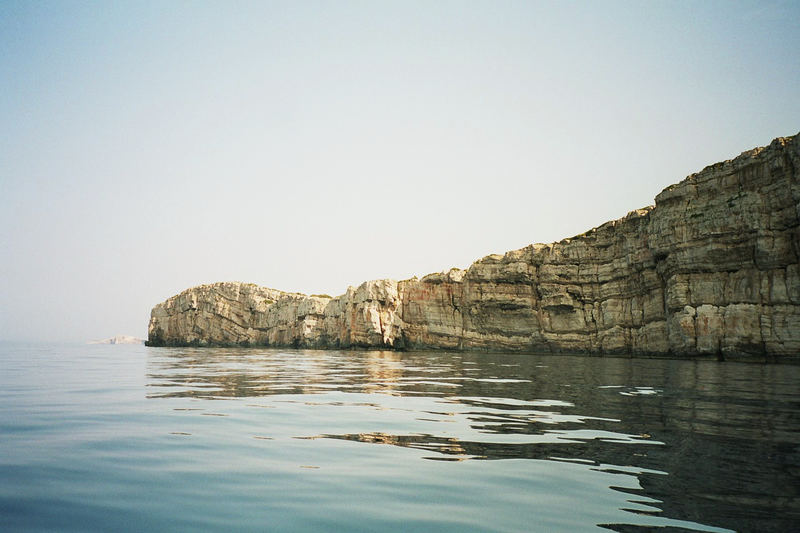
[147,134,800,358]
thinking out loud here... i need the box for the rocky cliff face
[148,134,800,358]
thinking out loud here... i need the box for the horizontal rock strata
[148,134,800,358]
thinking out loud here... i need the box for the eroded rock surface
[148,134,800,358]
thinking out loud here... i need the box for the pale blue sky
[1,0,798,341]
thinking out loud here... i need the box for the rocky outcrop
[147,280,404,350]
[147,134,800,358]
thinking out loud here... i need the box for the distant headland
[147,134,799,360]
[89,335,144,345]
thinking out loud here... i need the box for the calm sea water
[0,343,798,532]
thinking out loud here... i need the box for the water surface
[1,343,798,531]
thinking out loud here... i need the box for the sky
[1,0,798,342]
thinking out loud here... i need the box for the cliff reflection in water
[146,348,800,532]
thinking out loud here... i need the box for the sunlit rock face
[147,280,404,350]
[148,134,800,358]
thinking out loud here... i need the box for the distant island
[147,134,799,360]
[89,335,144,345]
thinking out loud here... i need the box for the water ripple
[4,344,792,532]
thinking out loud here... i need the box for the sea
[1,342,798,532]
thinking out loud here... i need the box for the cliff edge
[148,134,800,358]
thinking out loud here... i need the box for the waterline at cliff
[148,134,800,359]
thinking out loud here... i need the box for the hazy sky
[1,1,798,342]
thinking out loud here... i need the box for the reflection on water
[146,348,800,532]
